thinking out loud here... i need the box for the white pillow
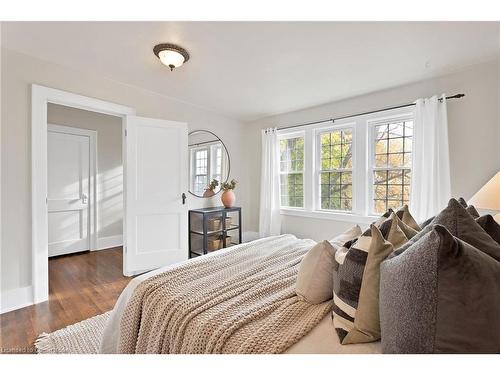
[329,225,362,248]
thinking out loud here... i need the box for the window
[319,128,353,211]
[279,136,304,208]
[371,120,413,214]
[192,148,208,195]
[190,144,224,196]
[277,107,414,222]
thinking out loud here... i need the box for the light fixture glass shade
[469,171,500,210]
[158,50,186,69]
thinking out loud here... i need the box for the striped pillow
[332,213,409,344]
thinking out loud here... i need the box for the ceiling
[2,22,500,121]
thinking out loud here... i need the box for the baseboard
[95,235,123,251]
[1,286,34,314]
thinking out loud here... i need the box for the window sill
[280,208,378,224]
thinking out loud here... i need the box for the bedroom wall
[0,48,249,308]
[47,103,124,248]
[243,58,500,241]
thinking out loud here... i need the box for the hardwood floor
[0,247,131,353]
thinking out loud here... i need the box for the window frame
[277,106,415,223]
[189,141,224,196]
[367,113,415,216]
[277,131,306,210]
[314,123,356,214]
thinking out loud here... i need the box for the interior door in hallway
[47,125,94,257]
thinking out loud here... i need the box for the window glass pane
[318,128,353,212]
[372,119,413,214]
[280,136,304,208]
[320,171,352,211]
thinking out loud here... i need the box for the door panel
[125,116,188,275]
[47,129,90,257]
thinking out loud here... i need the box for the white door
[124,116,188,276]
[47,125,94,257]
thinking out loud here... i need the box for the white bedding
[100,238,381,354]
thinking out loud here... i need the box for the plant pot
[221,190,235,208]
[203,188,215,198]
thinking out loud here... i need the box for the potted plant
[221,179,237,208]
[202,179,219,198]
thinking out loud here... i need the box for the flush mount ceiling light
[153,43,190,71]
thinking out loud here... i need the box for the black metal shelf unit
[188,206,242,258]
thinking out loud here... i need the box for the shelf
[190,225,240,236]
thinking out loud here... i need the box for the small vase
[203,189,215,198]
[221,190,235,208]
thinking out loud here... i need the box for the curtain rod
[276,93,465,131]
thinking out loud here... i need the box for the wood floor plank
[0,247,131,354]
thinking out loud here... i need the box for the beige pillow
[334,214,409,345]
[396,205,421,231]
[296,240,336,304]
[329,225,362,248]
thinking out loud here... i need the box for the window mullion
[304,128,314,212]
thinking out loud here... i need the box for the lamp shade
[469,172,500,210]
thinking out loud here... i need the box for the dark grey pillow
[390,198,500,262]
[458,197,468,208]
[476,215,500,245]
[380,225,500,353]
[466,205,480,218]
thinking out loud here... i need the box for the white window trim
[277,130,306,210]
[313,121,356,214]
[277,106,415,222]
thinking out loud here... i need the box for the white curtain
[410,94,451,222]
[259,128,281,237]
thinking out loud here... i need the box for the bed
[100,235,380,354]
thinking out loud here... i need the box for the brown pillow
[380,225,500,353]
[391,198,500,262]
[296,241,336,304]
[476,215,500,245]
[466,205,480,218]
[395,205,421,231]
[333,214,408,344]
[341,225,397,344]
[458,197,468,208]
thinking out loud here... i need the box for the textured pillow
[458,197,468,208]
[395,205,421,231]
[466,205,480,218]
[296,240,336,304]
[420,198,471,228]
[380,225,500,353]
[391,212,419,240]
[476,215,500,245]
[391,198,500,262]
[332,214,408,344]
[329,225,362,248]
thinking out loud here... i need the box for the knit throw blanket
[118,235,333,354]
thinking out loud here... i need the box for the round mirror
[188,130,230,198]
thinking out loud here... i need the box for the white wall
[47,103,124,247]
[243,58,500,241]
[0,48,248,301]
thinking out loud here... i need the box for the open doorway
[46,104,127,308]
[47,104,124,256]
[32,85,188,306]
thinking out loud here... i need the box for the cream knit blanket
[118,235,333,354]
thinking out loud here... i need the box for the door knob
[182,193,186,205]
[82,193,88,204]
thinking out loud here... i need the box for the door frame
[32,84,135,304]
[47,124,98,254]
